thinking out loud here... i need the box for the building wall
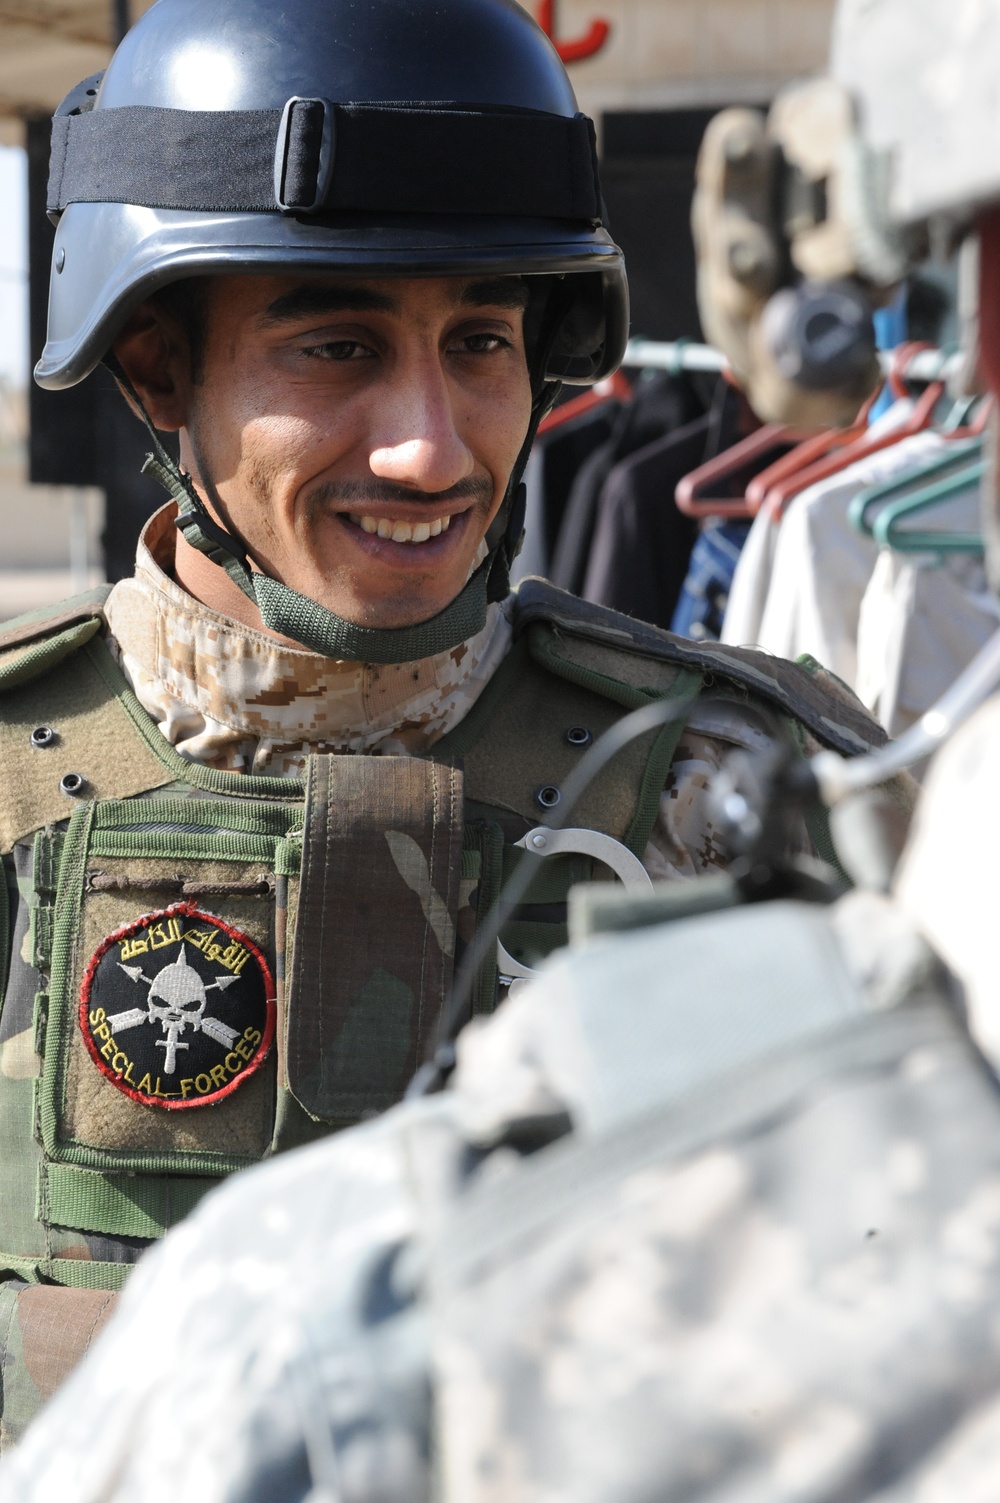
[544,0,835,121]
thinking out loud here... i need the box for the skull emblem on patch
[80,902,275,1109]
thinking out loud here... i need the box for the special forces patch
[80,902,275,1110]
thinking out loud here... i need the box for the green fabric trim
[785,715,852,884]
[88,830,279,863]
[32,993,47,1063]
[32,830,62,897]
[274,836,303,878]
[40,800,276,1175]
[623,669,704,857]
[39,802,92,1165]
[253,559,491,664]
[91,798,298,837]
[0,585,109,649]
[88,795,300,864]
[527,622,654,711]
[0,618,102,693]
[84,640,306,803]
[794,651,857,704]
[0,1254,131,1292]
[496,848,594,960]
[463,820,504,1015]
[41,1163,220,1240]
[28,904,53,972]
[500,846,593,900]
[525,625,705,854]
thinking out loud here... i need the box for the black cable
[407,687,712,1098]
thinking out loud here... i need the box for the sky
[0,146,28,388]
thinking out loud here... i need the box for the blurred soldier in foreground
[0,0,896,1444]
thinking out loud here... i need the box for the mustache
[307,476,494,509]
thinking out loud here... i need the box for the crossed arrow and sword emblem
[106,944,242,1074]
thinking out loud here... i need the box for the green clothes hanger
[871,459,985,555]
[848,435,984,538]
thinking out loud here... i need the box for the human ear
[110,299,193,432]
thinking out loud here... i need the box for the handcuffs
[496,826,653,993]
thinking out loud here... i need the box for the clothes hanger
[674,424,813,519]
[537,369,632,436]
[848,395,992,537]
[752,342,948,520]
[873,460,985,555]
[849,436,984,536]
[741,387,884,517]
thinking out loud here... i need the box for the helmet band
[50,102,602,223]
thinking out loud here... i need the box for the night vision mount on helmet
[37,0,629,664]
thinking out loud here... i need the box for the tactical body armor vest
[0,580,886,1292]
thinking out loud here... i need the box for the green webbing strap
[0,1254,132,1293]
[252,560,490,662]
[42,1163,221,1241]
[0,617,103,694]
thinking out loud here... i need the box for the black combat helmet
[37,0,629,663]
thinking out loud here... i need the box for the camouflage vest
[0,578,885,1293]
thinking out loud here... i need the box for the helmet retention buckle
[274,96,336,215]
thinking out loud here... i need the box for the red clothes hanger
[674,424,813,519]
[536,0,611,63]
[753,344,946,519]
[741,388,884,517]
[536,369,632,436]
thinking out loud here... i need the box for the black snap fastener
[565,726,593,748]
[30,725,58,749]
[60,772,88,798]
[55,248,66,273]
[535,784,562,810]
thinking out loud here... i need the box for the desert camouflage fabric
[103,506,791,884]
[104,505,513,773]
[4,826,1000,1503]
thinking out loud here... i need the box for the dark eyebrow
[460,278,530,310]
[259,284,398,325]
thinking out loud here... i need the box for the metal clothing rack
[622,338,965,386]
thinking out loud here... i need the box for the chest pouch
[284,754,465,1123]
[37,794,301,1183]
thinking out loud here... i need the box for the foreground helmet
[38,0,628,662]
[832,0,1000,233]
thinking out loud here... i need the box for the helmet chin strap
[103,298,564,664]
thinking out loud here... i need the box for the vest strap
[286,754,465,1120]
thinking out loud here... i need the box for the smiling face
[114,273,535,633]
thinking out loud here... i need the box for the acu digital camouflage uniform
[0,708,993,1502]
[0,499,899,1445]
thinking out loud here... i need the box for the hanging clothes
[549,372,705,595]
[670,519,752,640]
[582,383,748,632]
[856,549,1000,740]
[719,400,926,676]
[580,416,707,628]
[751,426,948,685]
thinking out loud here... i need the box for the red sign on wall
[537,0,611,64]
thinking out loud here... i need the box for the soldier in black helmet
[0,0,894,1441]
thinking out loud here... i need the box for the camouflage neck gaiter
[104,504,512,777]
